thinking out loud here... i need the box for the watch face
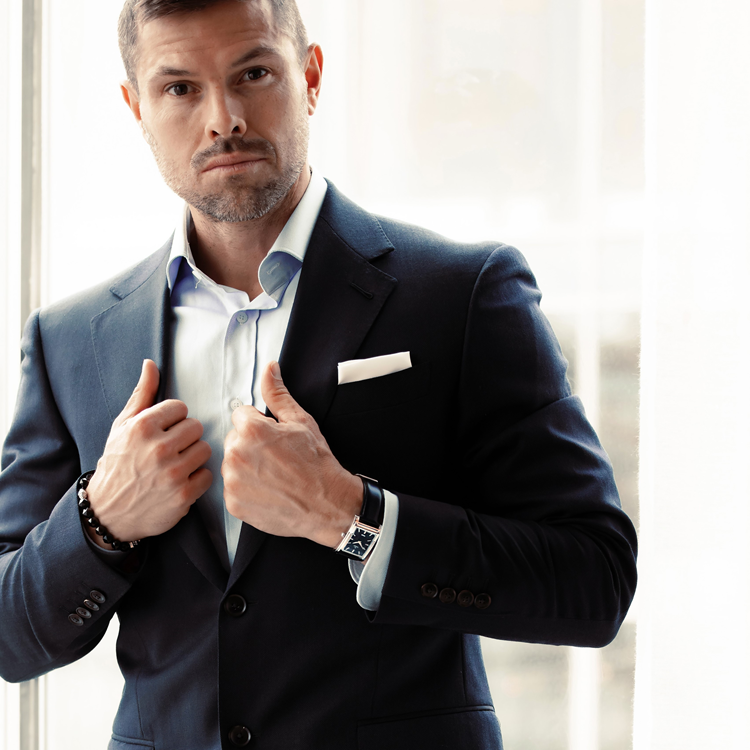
[344,528,376,557]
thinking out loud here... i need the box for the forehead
[137,0,291,81]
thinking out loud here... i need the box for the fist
[85,359,212,547]
[222,362,362,548]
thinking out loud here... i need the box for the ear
[121,80,143,125]
[304,44,324,116]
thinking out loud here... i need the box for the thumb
[119,359,160,422]
[261,361,304,422]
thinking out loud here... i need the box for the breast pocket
[328,363,430,417]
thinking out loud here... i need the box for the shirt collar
[166,167,328,294]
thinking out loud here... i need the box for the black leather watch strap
[357,475,384,528]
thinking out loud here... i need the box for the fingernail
[141,359,148,374]
[270,361,281,380]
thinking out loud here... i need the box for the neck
[187,165,311,299]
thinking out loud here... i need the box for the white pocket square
[337,352,412,385]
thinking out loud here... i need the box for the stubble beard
[144,97,309,223]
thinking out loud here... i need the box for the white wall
[634,1,750,747]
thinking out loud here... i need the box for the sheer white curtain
[634,0,750,748]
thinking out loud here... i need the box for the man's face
[122,0,321,223]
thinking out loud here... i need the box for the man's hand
[222,362,362,548]
[85,359,212,549]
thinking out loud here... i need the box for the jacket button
[474,593,491,610]
[83,599,100,611]
[439,587,456,604]
[420,583,438,599]
[228,725,251,746]
[68,614,84,627]
[76,607,92,619]
[224,595,247,617]
[89,590,106,604]
[457,590,475,607]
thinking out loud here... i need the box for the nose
[204,87,247,140]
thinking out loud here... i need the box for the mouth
[201,154,267,174]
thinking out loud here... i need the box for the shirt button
[230,398,243,411]
[236,312,248,324]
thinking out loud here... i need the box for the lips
[202,154,265,173]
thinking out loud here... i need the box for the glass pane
[481,639,568,750]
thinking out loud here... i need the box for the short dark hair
[118,0,309,91]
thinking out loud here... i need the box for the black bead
[86,516,98,527]
[95,526,106,536]
[77,497,90,509]
[102,533,114,545]
[81,507,95,519]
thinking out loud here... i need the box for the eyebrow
[152,45,281,79]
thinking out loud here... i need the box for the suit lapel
[90,238,229,593]
[227,182,398,588]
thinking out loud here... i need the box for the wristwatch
[334,475,384,562]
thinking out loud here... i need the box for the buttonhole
[349,282,374,299]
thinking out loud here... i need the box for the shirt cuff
[348,490,399,611]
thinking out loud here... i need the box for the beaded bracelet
[77,471,141,552]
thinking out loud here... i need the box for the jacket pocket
[109,735,154,750]
[328,364,430,417]
[357,706,502,750]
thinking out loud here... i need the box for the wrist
[319,472,363,548]
[77,471,141,552]
[334,476,385,562]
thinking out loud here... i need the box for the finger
[117,359,160,424]
[186,467,213,502]
[165,417,204,453]
[139,399,190,431]
[176,438,212,475]
[260,361,308,424]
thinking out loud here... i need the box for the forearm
[0,483,135,683]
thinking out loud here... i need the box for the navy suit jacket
[0,183,637,749]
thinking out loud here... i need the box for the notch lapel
[90,239,228,593]
[227,182,398,590]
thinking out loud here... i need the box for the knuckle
[165,464,184,484]
[186,418,204,438]
[152,440,171,462]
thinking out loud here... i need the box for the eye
[242,67,268,82]
[165,82,193,97]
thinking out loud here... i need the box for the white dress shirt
[164,169,397,610]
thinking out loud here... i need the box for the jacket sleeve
[371,246,638,647]
[0,311,137,683]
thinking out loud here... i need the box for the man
[0,0,637,748]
